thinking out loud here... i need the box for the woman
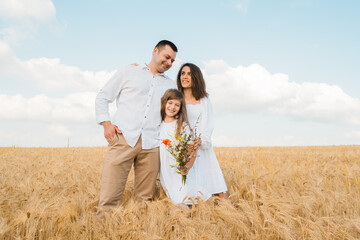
[177,63,228,198]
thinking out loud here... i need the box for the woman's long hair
[161,89,191,136]
[176,63,209,100]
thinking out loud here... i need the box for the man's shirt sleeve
[95,68,125,124]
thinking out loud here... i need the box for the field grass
[1,146,360,239]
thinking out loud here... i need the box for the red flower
[162,139,171,146]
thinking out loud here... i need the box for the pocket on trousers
[108,133,119,146]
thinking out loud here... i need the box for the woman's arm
[199,97,215,150]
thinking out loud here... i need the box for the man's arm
[95,68,125,142]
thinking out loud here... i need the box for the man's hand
[101,121,122,143]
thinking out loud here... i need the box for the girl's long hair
[176,63,209,100]
[161,89,191,136]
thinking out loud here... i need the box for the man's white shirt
[95,64,176,149]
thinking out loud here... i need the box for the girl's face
[165,99,181,119]
[180,66,192,89]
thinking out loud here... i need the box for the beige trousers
[98,133,159,210]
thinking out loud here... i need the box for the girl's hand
[180,167,188,176]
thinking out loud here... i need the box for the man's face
[153,45,176,73]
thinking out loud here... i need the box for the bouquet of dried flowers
[162,125,193,185]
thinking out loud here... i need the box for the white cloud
[0,122,105,147]
[269,83,360,125]
[235,0,250,14]
[22,57,114,91]
[0,0,56,43]
[0,41,115,92]
[203,60,360,125]
[0,23,37,43]
[0,41,18,70]
[344,131,360,140]
[272,135,296,146]
[0,2,105,95]
[47,124,72,136]
[0,2,106,92]
[204,60,295,112]
[2,49,359,128]
[0,92,96,122]
[212,134,298,147]
[212,135,244,147]
[0,0,55,21]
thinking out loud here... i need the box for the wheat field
[0,146,359,239]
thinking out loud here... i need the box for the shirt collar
[142,63,165,76]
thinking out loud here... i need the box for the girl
[177,63,228,198]
[159,89,211,205]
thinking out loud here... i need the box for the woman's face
[180,66,192,89]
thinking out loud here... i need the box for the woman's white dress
[159,120,211,205]
[186,97,228,194]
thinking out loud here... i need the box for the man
[95,40,177,210]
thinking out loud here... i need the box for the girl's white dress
[159,120,211,205]
[186,97,228,194]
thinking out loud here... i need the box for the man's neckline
[143,63,165,76]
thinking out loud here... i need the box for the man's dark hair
[155,40,178,52]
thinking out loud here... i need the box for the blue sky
[1,0,360,147]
